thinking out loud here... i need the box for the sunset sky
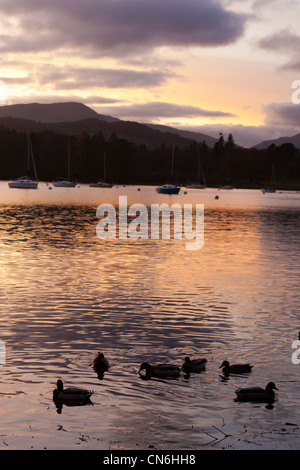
[1,0,300,146]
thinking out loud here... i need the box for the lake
[0,182,300,450]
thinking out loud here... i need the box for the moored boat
[8,133,38,189]
[9,176,38,189]
[89,180,113,188]
[156,144,180,194]
[156,183,180,194]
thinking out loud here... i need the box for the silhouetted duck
[139,362,181,379]
[92,352,110,379]
[92,352,110,371]
[53,380,93,406]
[182,356,207,373]
[235,382,278,403]
[219,360,253,375]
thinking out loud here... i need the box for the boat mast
[27,132,30,176]
[28,132,38,181]
[171,144,174,183]
[271,164,276,190]
[68,142,71,181]
[197,144,206,185]
[103,151,106,181]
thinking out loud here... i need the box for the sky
[0,0,300,147]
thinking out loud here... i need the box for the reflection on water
[0,183,300,449]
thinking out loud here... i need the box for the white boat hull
[9,179,38,189]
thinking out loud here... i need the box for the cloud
[263,102,300,127]
[94,101,236,121]
[252,0,297,8]
[258,29,300,52]
[36,66,174,90]
[257,29,300,70]
[282,60,300,71]
[0,0,247,55]
[0,75,28,85]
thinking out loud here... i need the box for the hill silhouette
[0,102,119,123]
[253,133,300,150]
[0,102,217,148]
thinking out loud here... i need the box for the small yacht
[156,183,180,194]
[261,187,276,194]
[156,145,180,195]
[90,181,113,188]
[186,145,206,189]
[262,165,276,194]
[8,176,38,189]
[89,152,112,188]
[53,143,76,188]
[8,133,38,189]
[53,179,76,188]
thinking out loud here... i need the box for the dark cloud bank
[0,0,247,54]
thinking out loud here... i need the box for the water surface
[0,183,300,449]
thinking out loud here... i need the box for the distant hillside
[147,123,217,147]
[0,101,217,148]
[0,116,196,149]
[253,133,300,150]
[0,102,119,123]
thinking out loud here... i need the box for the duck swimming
[139,362,181,379]
[92,352,110,371]
[235,382,278,403]
[182,357,207,373]
[219,360,253,375]
[53,380,93,406]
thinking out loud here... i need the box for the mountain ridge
[0,101,217,148]
[253,133,300,150]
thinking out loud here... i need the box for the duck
[235,382,278,403]
[92,352,110,371]
[219,360,253,375]
[182,356,207,373]
[92,352,110,379]
[53,379,93,406]
[139,362,181,379]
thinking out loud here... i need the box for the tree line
[0,126,300,189]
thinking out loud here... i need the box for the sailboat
[219,169,233,190]
[186,145,206,189]
[53,143,76,187]
[156,145,180,194]
[8,133,38,189]
[262,165,276,193]
[89,152,113,188]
